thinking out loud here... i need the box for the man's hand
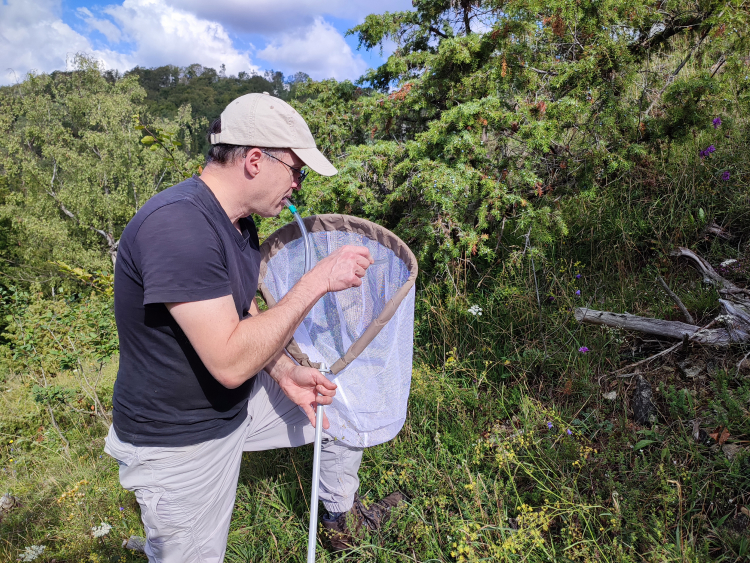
[307,245,373,293]
[273,364,337,429]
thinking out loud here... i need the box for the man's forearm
[219,271,325,387]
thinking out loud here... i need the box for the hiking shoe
[321,491,407,551]
[359,490,407,530]
[321,496,368,551]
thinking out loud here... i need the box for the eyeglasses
[261,151,308,188]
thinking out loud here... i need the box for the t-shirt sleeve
[135,202,232,305]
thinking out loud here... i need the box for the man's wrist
[265,352,295,383]
[298,268,328,301]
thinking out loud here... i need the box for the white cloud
[76,7,122,43]
[0,0,259,85]
[0,0,132,85]
[167,0,414,34]
[104,0,259,76]
[257,17,367,81]
[0,0,408,86]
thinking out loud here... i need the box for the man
[104,92,402,562]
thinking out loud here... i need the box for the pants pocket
[135,486,201,563]
[135,487,187,536]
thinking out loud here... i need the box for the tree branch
[462,0,472,35]
[429,25,448,39]
[629,11,715,57]
[656,275,694,324]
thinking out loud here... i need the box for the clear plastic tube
[287,203,312,273]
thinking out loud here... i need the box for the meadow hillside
[0,0,749,561]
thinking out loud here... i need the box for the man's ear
[243,147,264,178]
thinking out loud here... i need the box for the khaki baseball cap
[210,92,337,176]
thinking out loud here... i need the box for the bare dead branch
[656,275,694,324]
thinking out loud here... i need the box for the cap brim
[291,147,337,177]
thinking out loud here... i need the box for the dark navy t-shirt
[112,176,260,447]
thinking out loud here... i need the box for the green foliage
[0,286,117,377]
[276,0,750,278]
[0,55,204,284]
[31,384,74,406]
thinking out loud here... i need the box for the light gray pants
[104,370,363,563]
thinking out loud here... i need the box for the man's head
[203,92,336,217]
[208,92,336,175]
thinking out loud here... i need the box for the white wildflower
[18,545,45,562]
[468,304,483,316]
[715,314,735,325]
[720,259,738,267]
[603,391,617,401]
[92,522,112,538]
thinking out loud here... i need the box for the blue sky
[0,0,412,85]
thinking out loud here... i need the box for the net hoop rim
[258,214,418,374]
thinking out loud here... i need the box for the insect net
[258,214,417,448]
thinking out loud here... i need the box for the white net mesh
[261,224,415,448]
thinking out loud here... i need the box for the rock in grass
[678,359,705,379]
[0,493,21,520]
[632,376,654,424]
[122,536,146,552]
[722,443,742,461]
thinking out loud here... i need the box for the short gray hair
[206,118,286,166]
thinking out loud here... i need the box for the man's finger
[315,393,334,407]
[347,245,373,263]
[302,403,316,427]
[315,385,336,398]
[305,402,331,430]
[316,372,337,390]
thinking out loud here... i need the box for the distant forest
[122,65,316,153]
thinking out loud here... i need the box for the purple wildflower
[722,171,730,181]
[566,428,572,436]
[575,289,581,296]
[119,507,124,511]
[699,145,717,159]
[578,346,589,353]
[713,117,722,129]
[547,422,553,429]
[575,274,581,279]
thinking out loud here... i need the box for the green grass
[1,252,749,562]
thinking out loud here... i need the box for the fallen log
[574,307,741,346]
[575,308,697,339]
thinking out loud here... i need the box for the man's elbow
[212,368,247,389]
[210,363,259,390]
